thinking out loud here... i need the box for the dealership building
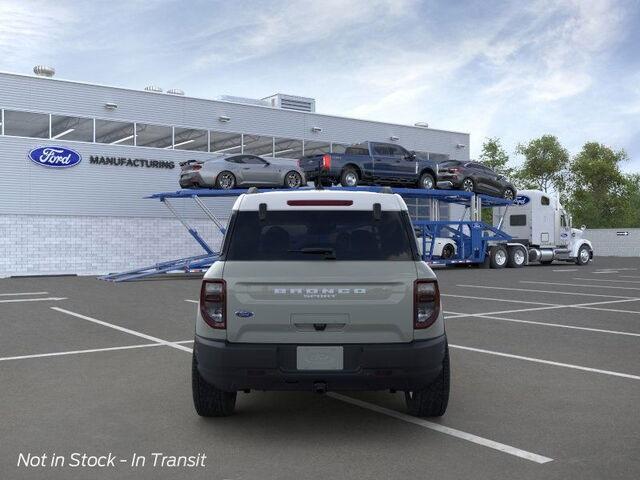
[0,68,470,277]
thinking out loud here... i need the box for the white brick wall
[584,228,640,257]
[0,215,225,277]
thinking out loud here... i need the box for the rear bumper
[194,334,447,392]
[179,172,206,188]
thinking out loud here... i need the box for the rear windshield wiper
[287,247,337,260]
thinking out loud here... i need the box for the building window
[303,140,331,156]
[3,110,49,138]
[95,119,134,145]
[211,131,242,154]
[135,123,172,148]
[50,115,93,142]
[173,127,208,151]
[243,135,274,156]
[273,137,303,158]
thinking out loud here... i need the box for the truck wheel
[506,246,526,268]
[576,245,591,265]
[340,168,359,187]
[489,245,508,268]
[192,354,237,417]
[419,172,435,190]
[405,344,450,417]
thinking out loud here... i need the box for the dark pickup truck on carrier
[299,141,440,189]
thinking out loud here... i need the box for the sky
[1,0,639,171]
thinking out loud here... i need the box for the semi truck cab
[496,189,593,265]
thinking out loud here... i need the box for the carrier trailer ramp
[100,186,593,281]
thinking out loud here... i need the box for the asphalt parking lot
[1,257,639,480]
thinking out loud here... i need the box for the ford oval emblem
[28,146,82,168]
[235,310,254,318]
[514,195,530,206]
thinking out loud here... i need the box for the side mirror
[405,151,416,160]
[581,225,586,231]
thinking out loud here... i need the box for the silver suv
[192,189,450,417]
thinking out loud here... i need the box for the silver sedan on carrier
[179,154,306,189]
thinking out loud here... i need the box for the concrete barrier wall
[585,228,640,257]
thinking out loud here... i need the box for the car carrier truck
[493,189,593,266]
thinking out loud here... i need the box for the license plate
[296,346,343,370]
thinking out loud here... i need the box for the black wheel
[192,354,237,417]
[576,245,591,265]
[405,344,450,417]
[419,172,435,190]
[215,171,236,190]
[489,245,508,269]
[503,188,515,200]
[461,178,475,192]
[441,243,455,259]
[506,246,526,268]
[340,167,359,187]
[284,170,303,189]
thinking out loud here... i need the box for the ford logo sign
[235,310,254,318]
[28,146,82,168]
[514,195,530,206]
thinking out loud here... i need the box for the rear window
[223,210,418,261]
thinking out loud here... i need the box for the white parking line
[327,393,553,464]
[0,340,194,363]
[620,275,640,279]
[0,297,67,304]
[0,291,49,296]
[573,277,640,284]
[51,307,193,353]
[442,294,558,306]
[456,284,637,299]
[521,281,640,291]
[552,269,578,272]
[185,299,198,304]
[445,311,640,337]
[445,298,640,319]
[450,344,640,381]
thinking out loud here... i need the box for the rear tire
[284,170,303,189]
[405,345,450,417]
[215,171,236,190]
[503,188,515,200]
[192,354,237,417]
[489,245,508,269]
[506,246,526,268]
[461,178,475,192]
[340,167,359,187]
[419,172,435,190]
[441,243,455,259]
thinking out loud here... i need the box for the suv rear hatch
[221,207,419,344]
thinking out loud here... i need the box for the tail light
[297,159,301,167]
[414,279,440,329]
[321,154,331,170]
[200,280,226,329]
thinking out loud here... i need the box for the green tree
[566,142,634,228]
[515,135,569,193]
[479,137,514,177]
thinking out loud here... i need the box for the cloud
[0,1,76,67]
